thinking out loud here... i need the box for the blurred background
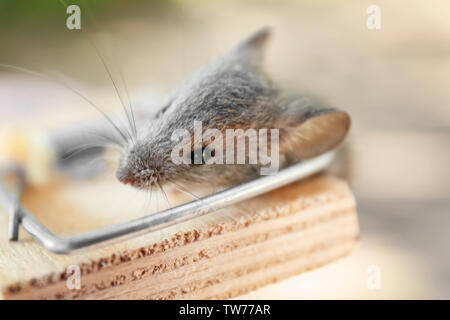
[0,0,449,299]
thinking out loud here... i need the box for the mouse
[114,27,351,193]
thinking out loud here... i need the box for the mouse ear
[278,97,351,160]
[231,27,272,65]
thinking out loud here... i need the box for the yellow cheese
[0,128,54,186]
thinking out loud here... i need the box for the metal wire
[0,152,334,254]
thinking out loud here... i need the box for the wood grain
[0,174,358,299]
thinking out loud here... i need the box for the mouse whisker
[86,131,125,148]
[0,63,131,145]
[74,153,118,170]
[148,184,153,203]
[166,179,201,200]
[59,0,137,144]
[62,143,112,161]
[90,39,136,144]
[114,54,138,141]
[157,181,172,210]
[140,183,152,215]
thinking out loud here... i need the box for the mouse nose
[122,176,136,186]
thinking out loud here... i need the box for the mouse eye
[190,149,206,165]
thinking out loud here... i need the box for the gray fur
[116,27,350,190]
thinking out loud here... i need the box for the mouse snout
[116,162,158,188]
[116,170,136,186]
[121,176,136,186]
[116,164,140,186]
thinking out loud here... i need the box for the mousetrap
[0,141,359,299]
[0,95,360,299]
[1,150,336,253]
[0,23,359,298]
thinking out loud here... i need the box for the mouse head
[115,28,350,190]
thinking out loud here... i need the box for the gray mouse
[115,27,350,192]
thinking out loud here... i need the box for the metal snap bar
[0,152,334,254]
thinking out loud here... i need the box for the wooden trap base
[0,174,358,299]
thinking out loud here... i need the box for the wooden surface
[0,174,358,299]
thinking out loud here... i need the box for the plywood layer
[0,174,358,299]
